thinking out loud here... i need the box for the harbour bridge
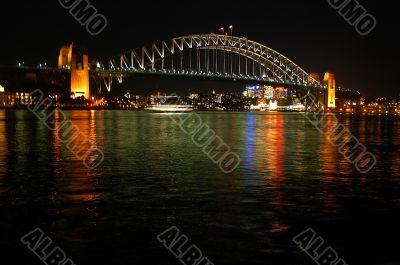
[89,34,330,107]
[4,34,336,108]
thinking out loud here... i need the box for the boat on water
[146,104,196,112]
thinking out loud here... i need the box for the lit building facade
[243,85,262,98]
[0,91,33,107]
[243,85,291,105]
[275,87,288,99]
[263,86,275,99]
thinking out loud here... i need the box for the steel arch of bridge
[100,34,319,84]
[95,34,326,99]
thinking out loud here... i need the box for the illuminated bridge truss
[93,34,323,104]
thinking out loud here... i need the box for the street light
[228,25,234,36]
[219,27,225,35]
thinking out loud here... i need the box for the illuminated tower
[70,48,90,99]
[324,72,336,108]
[58,44,73,69]
[58,44,90,99]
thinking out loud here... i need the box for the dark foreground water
[1,110,400,265]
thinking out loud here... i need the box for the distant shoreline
[1,107,399,116]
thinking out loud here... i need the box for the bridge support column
[324,72,336,109]
[58,44,90,99]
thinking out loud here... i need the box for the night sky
[0,0,398,97]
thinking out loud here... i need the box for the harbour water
[1,110,399,265]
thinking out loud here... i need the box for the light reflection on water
[0,110,400,265]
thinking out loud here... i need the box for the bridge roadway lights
[91,69,326,108]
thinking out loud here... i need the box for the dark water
[1,110,400,265]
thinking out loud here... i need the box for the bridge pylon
[58,44,90,99]
[324,72,336,109]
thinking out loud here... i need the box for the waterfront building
[0,91,33,107]
[263,86,275,99]
[275,87,288,99]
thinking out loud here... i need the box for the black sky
[0,0,398,97]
